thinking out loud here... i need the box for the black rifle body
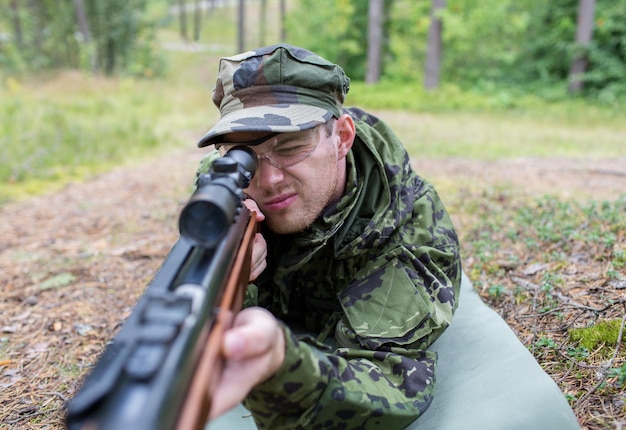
[66,146,257,430]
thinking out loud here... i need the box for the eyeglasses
[218,126,321,169]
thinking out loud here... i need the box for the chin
[266,215,315,235]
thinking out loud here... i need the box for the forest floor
[1,145,625,429]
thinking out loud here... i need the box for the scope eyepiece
[179,146,257,248]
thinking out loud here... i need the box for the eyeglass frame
[216,125,324,170]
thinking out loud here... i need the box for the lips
[263,193,297,211]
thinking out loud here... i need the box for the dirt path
[0,147,625,428]
[414,156,626,201]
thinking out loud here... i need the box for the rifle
[66,146,258,430]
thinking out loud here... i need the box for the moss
[569,319,625,351]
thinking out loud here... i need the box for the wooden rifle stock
[177,211,256,430]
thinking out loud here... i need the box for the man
[195,44,461,429]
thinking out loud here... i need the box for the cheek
[301,154,339,192]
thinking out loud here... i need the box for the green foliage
[282,0,625,102]
[0,0,77,71]
[483,0,626,101]
[514,0,577,83]
[386,1,430,82]
[2,0,626,100]
[535,336,559,350]
[607,362,626,386]
[567,345,590,361]
[0,0,165,76]
[487,283,506,299]
[441,0,536,83]
[285,0,356,73]
[85,0,157,76]
[584,2,626,101]
[285,0,394,80]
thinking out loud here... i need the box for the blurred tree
[260,0,268,46]
[568,0,595,93]
[424,0,445,90]
[514,0,625,98]
[238,0,245,52]
[366,0,384,84]
[286,0,393,80]
[8,0,24,48]
[85,0,152,75]
[194,0,202,41]
[178,0,189,41]
[73,0,91,42]
[280,0,287,41]
[0,0,162,76]
[1,0,624,99]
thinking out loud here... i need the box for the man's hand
[209,307,285,419]
[244,199,267,281]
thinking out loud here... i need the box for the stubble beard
[264,170,339,235]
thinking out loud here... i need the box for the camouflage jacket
[196,108,461,429]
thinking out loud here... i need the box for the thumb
[222,308,280,360]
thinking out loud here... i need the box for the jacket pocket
[338,258,432,344]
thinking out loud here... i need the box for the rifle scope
[179,146,257,248]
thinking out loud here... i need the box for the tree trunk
[178,0,188,41]
[73,0,91,42]
[259,0,267,46]
[193,0,202,41]
[237,0,245,52]
[365,0,384,84]
[424,0,445,90]
[280,0,287,41]
[568,0,596,94]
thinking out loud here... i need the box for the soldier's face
[221,123,346,234]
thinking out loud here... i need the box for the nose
[253,157,285,188]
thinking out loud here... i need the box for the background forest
[0,1,625,429]
[3,0,626,97]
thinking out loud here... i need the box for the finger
[249,233,267,281]
[243,198,265,221]
[209,309,285,419]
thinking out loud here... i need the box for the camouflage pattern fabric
[197,44,350,148]
[196,108,461,429]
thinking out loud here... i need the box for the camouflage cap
[197,44,350,148]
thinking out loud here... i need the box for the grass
[0,67,219,202]
[348,81,626,159]
[2,65,625,203]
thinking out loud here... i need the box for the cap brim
[197,104,333,147]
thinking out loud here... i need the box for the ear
[334,114,356,160]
